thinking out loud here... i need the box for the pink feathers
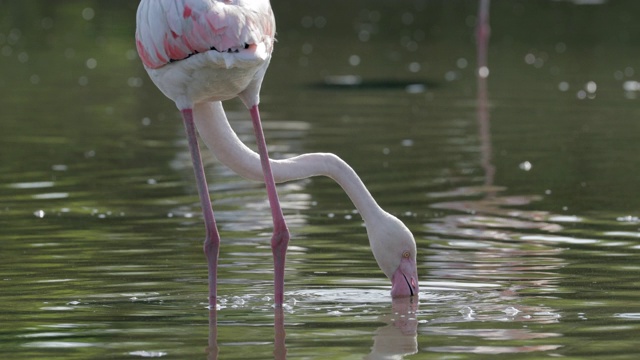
[183,4,193,18]
[136,0,275,69]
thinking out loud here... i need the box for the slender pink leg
[476,0,491,73]
[181,109,220,308]
[249,105,290,306]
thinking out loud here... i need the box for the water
[2,0,640,358]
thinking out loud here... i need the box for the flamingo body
[136,0,275,109]
[135,0,418,306]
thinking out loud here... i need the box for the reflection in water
[207,307,287,360]
[476,0,494,188]
[364,298,418,360]
[205,298,418,360]
[421,3,565,354]
[274,308,287,360]
[207,310,219,360]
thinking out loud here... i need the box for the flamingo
[135,0,419,307]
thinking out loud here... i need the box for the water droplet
[459,306,475,319]
[358,30,370,42]
[401,12,414,25]
[128,77,143,87]
[444,71,458,82]
[348,54,360,66]
[41,17,54,30]
[524,53,536,65]
[519,161,532,171]
[86,58,97,69]
[623,81,640,91]
[300,16,313,28]
[232,297,245,305]
[625,66,634,77]
[558,81,570,92]
[314,16,327,29]
[478,66,489,78]
[82,8,95,21]
[1,45,12,57]
[503,306,520,316]
[301,43,313,55]
[64,48,76,59]
[17,51,29,63]
[125,49,138,61]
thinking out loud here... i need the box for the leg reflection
[274,307,287,360]
[476,0,495,189]
[207,309,219,360]
[206,307,286,359]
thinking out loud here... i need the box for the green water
[3,0,640,359]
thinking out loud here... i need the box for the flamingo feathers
[136,0,275,69]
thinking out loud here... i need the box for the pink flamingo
[135,0,418,307]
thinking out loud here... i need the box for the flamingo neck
[191,102,384,222]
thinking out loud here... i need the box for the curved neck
[192,102,384,222]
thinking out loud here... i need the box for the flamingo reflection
[206,297,418,360]
[364,297,419,360]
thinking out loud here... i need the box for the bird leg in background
[476,0,491,72]
[181,108,221,307]
[249,105,290,306]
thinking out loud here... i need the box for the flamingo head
[366,212,419,298]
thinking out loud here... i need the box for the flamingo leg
[249,105,290,306]
[182,108,221,308]
[476,0,491,72]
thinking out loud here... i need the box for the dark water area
[2,0,640,359]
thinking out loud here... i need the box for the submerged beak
[390,256,419,298]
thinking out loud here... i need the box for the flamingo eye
[402,250,410,259]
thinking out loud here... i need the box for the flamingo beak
[390,256,419,298]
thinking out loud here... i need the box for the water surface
[2,1,640,359]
